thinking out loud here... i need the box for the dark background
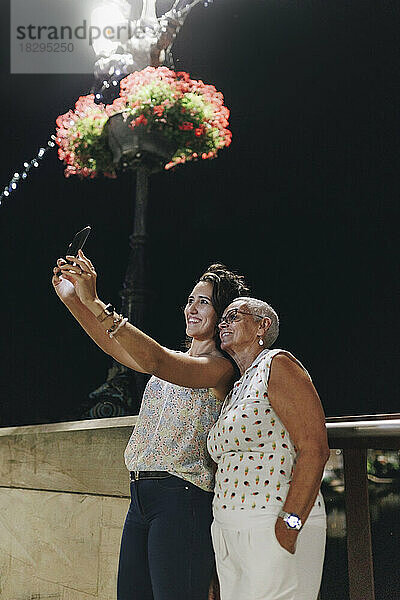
[0,0,398,426]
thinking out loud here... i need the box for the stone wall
[0,417,136,600]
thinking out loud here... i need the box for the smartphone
[66,225,91,259]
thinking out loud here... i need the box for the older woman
[52,252,248,600]
[207,297,330,600]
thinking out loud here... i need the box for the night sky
[0,0,398,426]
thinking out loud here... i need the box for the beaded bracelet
[106,314,123,336]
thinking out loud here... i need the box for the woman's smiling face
[218,300,263,354]
[184,281,218,341]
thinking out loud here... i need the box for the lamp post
[86,110,178,417]
[119,166,151,405]
[88,166,150,416]
[86,106,177,415]
[86,0,217,417]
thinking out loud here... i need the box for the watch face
[286,515,301,528]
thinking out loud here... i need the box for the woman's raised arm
[55,253,234,394]
[52,261,148,373]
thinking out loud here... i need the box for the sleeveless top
[207,348,325,519]
[124,374,223,491]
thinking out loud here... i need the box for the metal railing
[325,414,400,600]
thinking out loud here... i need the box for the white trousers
[211,514,326,600]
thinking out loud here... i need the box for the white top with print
[207,348,325,519]
[125,374,222,491]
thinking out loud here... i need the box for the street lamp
[90,0,208,103]
[87,0,215,417]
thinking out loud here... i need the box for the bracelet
[97,303,115,323]
[106,314,123,337]
[109,317,128,339]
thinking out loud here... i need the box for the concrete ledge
[0,427,133,497]
[0,415,137,437]
[0,416,136,599]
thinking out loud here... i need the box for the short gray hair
[233,296,279,347]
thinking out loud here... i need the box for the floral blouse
[125,374,223,491]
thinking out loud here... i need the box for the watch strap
[97,303,115,323]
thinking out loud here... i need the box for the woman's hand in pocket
[274,518,298,555]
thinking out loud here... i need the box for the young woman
[52,252,249,600]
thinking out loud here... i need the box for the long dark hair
[197,264,250,377]
[198,263,250,321]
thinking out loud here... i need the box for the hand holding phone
[66,226,91,260]
[55,226,92,277]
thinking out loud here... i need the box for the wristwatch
[278,510,303,531]
[96,303,115,323]
[103,303,115,316]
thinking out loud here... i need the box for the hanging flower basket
[55,67,232,179]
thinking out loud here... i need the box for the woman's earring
[258,337,264,346]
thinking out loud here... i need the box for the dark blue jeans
[117,474,215,600]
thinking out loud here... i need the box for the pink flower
[177,71,191,82]
[201,151,215,160]
[153,105,164,117]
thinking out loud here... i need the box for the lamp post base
[86,364,144,418]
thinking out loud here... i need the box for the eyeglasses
[219,308,264,326]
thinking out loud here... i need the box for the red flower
[194,127,203,137]
[135,114,148,126]
[153,105,164,117]
[179,121,193,131]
